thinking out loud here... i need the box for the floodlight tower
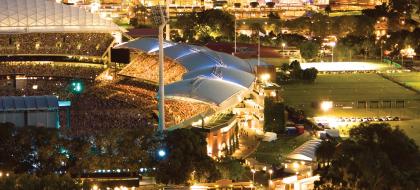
[152,6,168,133]
[165,0,170,41]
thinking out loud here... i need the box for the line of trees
[172,9,235,43]
[278,60,318,83]
[0,123,248,187]
[0,123,159,176]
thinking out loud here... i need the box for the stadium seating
[0,33,114,57]
[118,53,187,84]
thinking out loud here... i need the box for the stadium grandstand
[115,37,262,157]
[0,0,121,61]
[116,37,258,115]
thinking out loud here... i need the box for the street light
[158,149,166,158]
[234,15,237,54]
[281,42,286,52]
[268,169,273,180]
[329,41,336,63]
[251,169,256,186]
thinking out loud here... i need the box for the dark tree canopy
[173,9,234,43]
[0,123,158,177]
[264,98,286,134]
[299,41,320,60]
[302,67,318,82]
[250,2,259,8]
[216,157,246,181]
[266,2,275,8]
[0,174,82,190]
[315,123,420,189]
[324,5,332,15]
[155,129,219,184]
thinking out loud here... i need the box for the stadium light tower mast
[165,0,170,41]
[152,6,168,133]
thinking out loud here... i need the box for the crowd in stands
[0,59,211,135]
[67,78,212,136]
[0,62,105,79]
[165,99,211,125]
[0,33,114,57]
[118,53,187,84]
[0,78,78,97]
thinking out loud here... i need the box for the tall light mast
[165,0,170,41]
[152,6,168,133]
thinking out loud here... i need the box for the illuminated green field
[282,73,420,144]
[384,72,420,91]
[282,73,420,117]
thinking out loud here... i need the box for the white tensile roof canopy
[115,38,257,107]
[0,0,120,33]
[287,139,322,162]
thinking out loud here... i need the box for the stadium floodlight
[151,6,168,134]
[320,101,333,112]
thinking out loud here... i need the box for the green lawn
[261,58,293,67]
[393,119,420,146]
[329,11,362,17]
[282,73,420,116]
[251,133,312,165]
[384,72,420,91]
[281,73,420,144]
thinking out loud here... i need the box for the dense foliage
[155,129,220,184]
[0,123,158,176]
[173,9,234,43]
[315,123,420,189]
[264,98,286,134]
[0,174,85,190]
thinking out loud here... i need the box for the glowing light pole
[258,32,265,65]
[251,169,256,186]
[158,13,168,133]
[165,0,170,41]
[234,15,237,54]
[152,6,168,133]
[329,41,336,63]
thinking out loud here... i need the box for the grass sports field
[282,73,419,114]
[282,72,420,144]
[384,72,420,92]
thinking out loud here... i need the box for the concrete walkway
[232,127,261,159]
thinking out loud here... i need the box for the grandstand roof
[0,96,59,111]
[116,39,255,73]
[287,139,322,162]
[117,38,174,53]
[115,38,256,106]
[165,77,247,106]
[182,66,255,89]
[0,0,120,33]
